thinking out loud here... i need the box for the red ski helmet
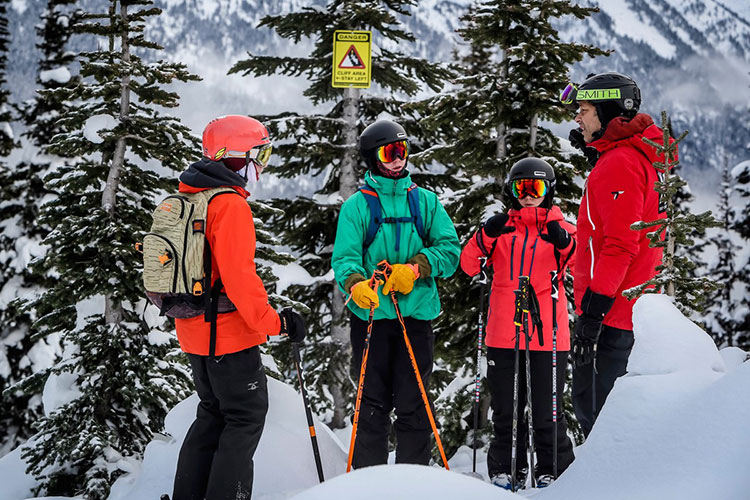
[202,115,272,168]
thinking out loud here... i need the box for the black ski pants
[172,346,268,500]
[572,325,634,437]
[350,314,435,468]
[486,347,575,478]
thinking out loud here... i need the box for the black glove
[572,289,615,367]
[279,308,306,343]
[569,129,599,167]
[483,213,514,238]
[541,220,571,249]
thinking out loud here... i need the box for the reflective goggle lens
[249,144,273,167]
[559,83,577,105]
[376,140,409,163]
[511,179,548,199]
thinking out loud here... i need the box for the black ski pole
[292,341,325,483]
[511,286,523,492]
[519,276,536,489]
[550,270,559,479]
[472,257,489,475]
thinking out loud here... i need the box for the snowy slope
[2,294,747,499]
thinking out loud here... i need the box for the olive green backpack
[141,187,239,320]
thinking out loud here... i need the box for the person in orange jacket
[171,115,306,500]
[461,158,576,490]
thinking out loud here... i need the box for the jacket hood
[508,205,564,233]
[589,113,675,165]
[179,158,248,189]
[178,158,249,197]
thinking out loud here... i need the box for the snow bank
[109,376,348,500]
[533,294,750,500]
[291,463,514,500]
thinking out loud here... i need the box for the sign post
[332,30,371,88]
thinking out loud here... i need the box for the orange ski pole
[382,261,450,470]
[346,270,384,473]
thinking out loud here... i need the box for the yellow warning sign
[332,30,371,88]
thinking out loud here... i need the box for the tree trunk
[102,1,130,325]
[329,86,360,428]
[529,113,538,152]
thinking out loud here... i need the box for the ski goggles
[511,179,548,199]
[376,140,409,163]
[559,83,578,110]
[224,143,273,168]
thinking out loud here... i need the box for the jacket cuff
[580,288,615,319]
[344,273,366,294]
[408,253,432,279]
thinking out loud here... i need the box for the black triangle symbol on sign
[338,45,365,69]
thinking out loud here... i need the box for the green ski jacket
[332,171,460,322]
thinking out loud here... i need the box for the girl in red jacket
[460,158,576,490]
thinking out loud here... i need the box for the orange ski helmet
[202,115,272,166]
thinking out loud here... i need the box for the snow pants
[572,325,634,437]
[172,346,268,500]
[349,314,435,468]
[486,347,575,478]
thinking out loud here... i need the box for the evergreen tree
[0,0,79,457]
[730,158,750,349]
[705,154,741,347]
[414,0,607,455]
[19,2,200,497]
[626,111,719,314]
[0,0,13,154]
[228,0,452,429]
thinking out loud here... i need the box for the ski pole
[380,260,450,470]
[472,257,490,474]
[292,341,325,483]
[511,287,523,492]
[346,270,384,473]
[519,276,536,489]
[550,270,559,479]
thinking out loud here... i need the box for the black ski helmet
[507,157,556,209]
[563,72,641,129]
[359,119,409,171]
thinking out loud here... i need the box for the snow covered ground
[1,294,748,499]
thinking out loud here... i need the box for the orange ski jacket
[174,160,280,355]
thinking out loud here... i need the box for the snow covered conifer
[228,0,452,429]
[0,0,78,456]
[414,0,607,455]
[729,159,750,349]
[704,156,742,346]
[19,2,200,497]
[0,0,13,155]
[626,111,719,314]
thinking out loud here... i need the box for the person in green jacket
[332,119,460,468]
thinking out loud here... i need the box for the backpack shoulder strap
[407,183,426,242]
[358,184,382,252]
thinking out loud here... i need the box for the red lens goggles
[376,140,409,163]
[511,179,548,199]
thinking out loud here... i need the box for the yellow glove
[351,280,380,309]
[382,263,420,295]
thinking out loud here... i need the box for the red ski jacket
[175,170,280,356]
[461,206,576,351]
[574,113,669,330]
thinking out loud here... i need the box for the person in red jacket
[461,158,576,490]
[561,72,668,437]
[171,115,306,500]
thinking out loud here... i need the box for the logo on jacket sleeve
[611,190,625,200]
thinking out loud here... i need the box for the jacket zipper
[509,235,517,280]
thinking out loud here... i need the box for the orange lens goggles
[511,179,548,199]
[376,140,409,163]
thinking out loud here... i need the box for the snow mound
[629,294,725,375]
[109,376,348,500]
[533,295,750,500]
[291,463,514,499]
